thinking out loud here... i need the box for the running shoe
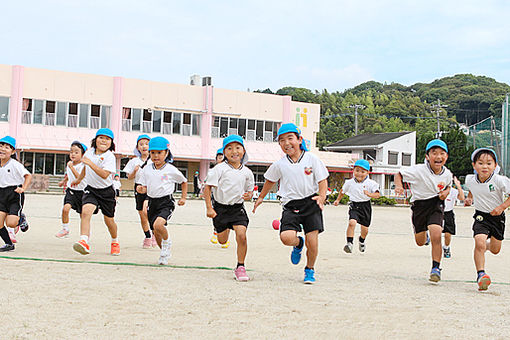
[234,266,250,281]
[304,268,316,284]
[210,232,218,244]
[8,230,17,244]
[158,247,171,265]
[359,241,366,253]
[0,244,15,252]
[291,236,304,265]
[343,242,353,253]
[429,267,441,282]
[477,272,491,291]
[142,238,152,249]
[18,213,29,232]
[443,246,451,258]
[221,240,230,249]
[111,242,120,256]
[55,229,70,238]
[73,240,90,255]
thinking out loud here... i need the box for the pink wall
[9,65,23,138]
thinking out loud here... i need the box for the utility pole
[349,104,365,136]
[430,99,448,138]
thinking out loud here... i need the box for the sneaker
[343,242,353,253]
[290,236,304,265]
[151,234,158,248]
[73,240,90,255]
[158,247,171,265]
[477,272,491,291]
[424,233,430,246]
[221,241,230,249]
[0,244,15,252]
[8,230,17,244]
[18,213,29,232]
[111,242,120,256]
[443,246,451,258]
[429,267,441,282]
[359,242,366,253]
[304,268,316,284]
[142,238,152,249]
[234,266,250,281]
[210,233,218,244]
[55,229,70,238]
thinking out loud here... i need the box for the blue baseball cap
[149,136,170,151]
[276,123,310,151]
[216,148,223,155]
[71,140,88,153]
[222,135,249,164]
[96,128,114,140]
[0,136,16,149]
[471,148,498,163]
[354,159,370,171]
[426,139,448,153]
[137,134,151,143]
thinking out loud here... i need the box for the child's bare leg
[360,225,369,240]
[62,204,71,224]
[428,224,442,263]
[153,217,168,248]
[5,215,20,228]
[233,225,247,264]
[346,219,356,238]
[305,230,319,268]
[414,231,428,246]
[444,232,452,247]
[217,229,230,245]
[488,236,502,255]
[474,234,488,271]
[280,230,299,247]
[80,204,96,237]
[103,216,118,239]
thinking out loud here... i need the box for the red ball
[272,219,280,230]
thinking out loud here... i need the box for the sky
[2,0,510,92]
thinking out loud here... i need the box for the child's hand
[242,191,253,200]
[464,197,473,206]
[67,160,74,168]
[312,195,326,210]
[134,165,140,173]
[81,157,92,167]
[438,190,449,200]
[333,200,340,206]
[178,198,186,206]
[207,207,217,218]
[395,186,404,196]
[58,180,65,187]
[252,198,263,213]
[70,180,80,187]
[14,187,25,194]
[490,206,504,216]
[453,176,461,188]
[363,190,371,197]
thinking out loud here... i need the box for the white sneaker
[359,242,366,252]
[158,246,171,265]
[343,242,353,253]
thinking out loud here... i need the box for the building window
[220,117,228,137]
[182,113,191,136]
[388,151,399,165]
[153,110,162,133]
[256,120,264,141]
[101,106,111,128]
[142,109,152,133]
[238,119,246,138]
[192,114,201,136]
[34,153,45,174]
[162,111,172,134]
[79,104,89,128]
[56,102,67,126]
[55,154,68,175]
[247,119,256,141]
[172,112,182,134]
[402,153,412,166]
[22,152,33,173]
[45,101,56,126]
[33,100,44,124]
[0,96,9,121]
[68,103,78,127]
[132,108,141,131]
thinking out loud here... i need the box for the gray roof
[325,131,412,149]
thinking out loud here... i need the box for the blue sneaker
[18,213,29,232]
[429,267,441,282]
[290,236,304,265]
[304,268,315,284]
[424,233,430,246]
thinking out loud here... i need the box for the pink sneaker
[234,266,249,282]
[8,230,17,244]
[55,229,70,238]
[142,238,152,249]
[151,235,158,248]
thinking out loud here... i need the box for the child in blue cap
[253,123,329,284]
[136,136,187,265]
[71,128,120,256]
[56,141,88,238]
[395,139,452,283]
[334,159,380,253]
[209,147,225,245]
[122,134,155,249]
[0,136,32,251]
[464,148,510,291]
[204,135,254,281]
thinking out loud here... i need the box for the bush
[371,196,397,206]
[327,192,350,204]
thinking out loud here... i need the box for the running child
[123,134,155,248]
[209,147,227,246]
[395,139,452,283]
[204,135,254,281]
[136,136,187,265]
[464,148,510,291]
[55,141,88,238]
[253,123,328,284]
[442,176,465,258]
[334,159,380,253]
[0,136,32,252]
[71,128,120,256]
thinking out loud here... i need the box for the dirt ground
[2,194,510,339]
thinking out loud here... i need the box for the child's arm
[312,179,327,210]
[439,185,451,200]
[464,191,473,206]
[178,181,187,206]
[203,185,217,218]
[71,167,86,187]
[394,172,404,195]
[364,190,381,199]
[453,177,465,201]
[58,174,68,187]
[252,180,275,213]
[491,196,510,216]
[15,174,32,194]
[81,156,112,180]
[67,161,81,179]
[333,190,344,206]
[127,165,139,180]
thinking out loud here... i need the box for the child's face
[353,166,369,181]
[278,133,302,157]
[70,145,83,162]
[473,153,497,178]
[223,142,244,165]
[96,136,112,152]
[150,150,168,167]
[0,143,14,161]
[425,147,448,173]
[137,139,150,156]
[215,154,224,163]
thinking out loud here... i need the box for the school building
[0,64,356,193]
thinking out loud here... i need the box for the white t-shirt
[66,162,86,191]
[264,151,329,205]
[139,162,187,198]
[399,163,452,202]
[342,177,380,202]
[0,158,30,187]
[465,173,510,213]
[123,157,151,184]
[205,161,254,205]
[83,148,117,189]
[444,187,459,212]
[113,179,121,191]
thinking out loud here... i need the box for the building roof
[325,131,413,149]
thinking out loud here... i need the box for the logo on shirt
[489,184,495,192]
[437,182,445,191]
[476,215,484,222]
[161,174,169,182]
[304,167,313,175]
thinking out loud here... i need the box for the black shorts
[63,188,84,214]
[82,185,116,218]
[0,186,24,216]
[348,200,372,227]
[443,210,456,235]
[147,195,175,230]
[134,183,148,211]
[280,195,324,234]
[115,189,120,197]
[472,210,505,241]
[410,196,444,234]
[212,201,249,233]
